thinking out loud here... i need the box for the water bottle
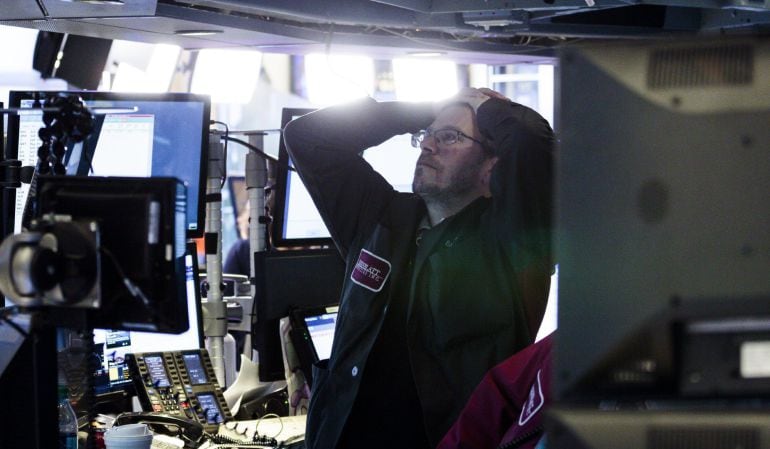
[58,385,78,449]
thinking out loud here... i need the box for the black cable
[211,120,230,188]
[220,129,281,136]
[34,0,49,17]
[205,430,277,447]
[99,246,153,311]
[221,136,294,171]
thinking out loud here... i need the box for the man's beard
[412,154,487,205]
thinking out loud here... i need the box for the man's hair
[440,101,496,156]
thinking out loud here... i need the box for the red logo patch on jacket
[350,249,391,292]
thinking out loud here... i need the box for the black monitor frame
[554,37,770,404]
[36,175,188,333]
[252,248,345,382]
[270,107,334,249]
[1,101,9,243]
[289,303,339,387]
[5,90,210,239]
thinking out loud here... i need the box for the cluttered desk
[106,348,307,449]
[95,251,340,449]
[0,94,345,449]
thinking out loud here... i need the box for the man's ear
[482,156,499,195]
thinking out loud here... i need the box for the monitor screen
[92,243,203,395]
[143,355,171,388]
[182,353,208,385]
[554,37,770,403]
[303,307,338,362]
[196,393,225,424]
[272,107,419,249]
[5,91,209,238]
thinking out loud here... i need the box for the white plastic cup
[103,424,154,449]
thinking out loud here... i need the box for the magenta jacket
[437,332,554,449]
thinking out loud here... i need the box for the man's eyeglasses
[411,128,485,149]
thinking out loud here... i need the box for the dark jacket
[283,97,554,449]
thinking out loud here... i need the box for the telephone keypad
[127,349,233,433]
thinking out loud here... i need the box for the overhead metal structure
[2,1,769,62]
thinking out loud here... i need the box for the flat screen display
[5,91,209,238]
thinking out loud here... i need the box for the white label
[740,341,770,378]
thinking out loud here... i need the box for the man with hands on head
[283,87,555,449]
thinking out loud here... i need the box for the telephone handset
[114,411,204,448]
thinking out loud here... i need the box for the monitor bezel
[0,100,8,242]
[5,90,210,239]
[252,247,345,382]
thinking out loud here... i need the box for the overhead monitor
[272,107,419,249]
[5,90,210,238]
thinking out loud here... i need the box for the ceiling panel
[0,0,768,62]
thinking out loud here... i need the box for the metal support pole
[204,133,227,387]
[244,133,268,360]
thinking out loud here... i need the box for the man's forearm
[283,97,434,165]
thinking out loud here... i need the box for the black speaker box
[33,32,112,90]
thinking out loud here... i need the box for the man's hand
[434,88,510,116]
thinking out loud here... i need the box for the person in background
[283,87,555,449]
[223,198,256,276]
[437,332,554,449]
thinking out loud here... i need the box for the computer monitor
[5,91,210,238]
[554,37,770,404]
[252,248,345,382]
[32,175,189,332]
[271,107,419,249]
[271,108,328,249]
[92,242,203,396]
[548,35,770,449]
